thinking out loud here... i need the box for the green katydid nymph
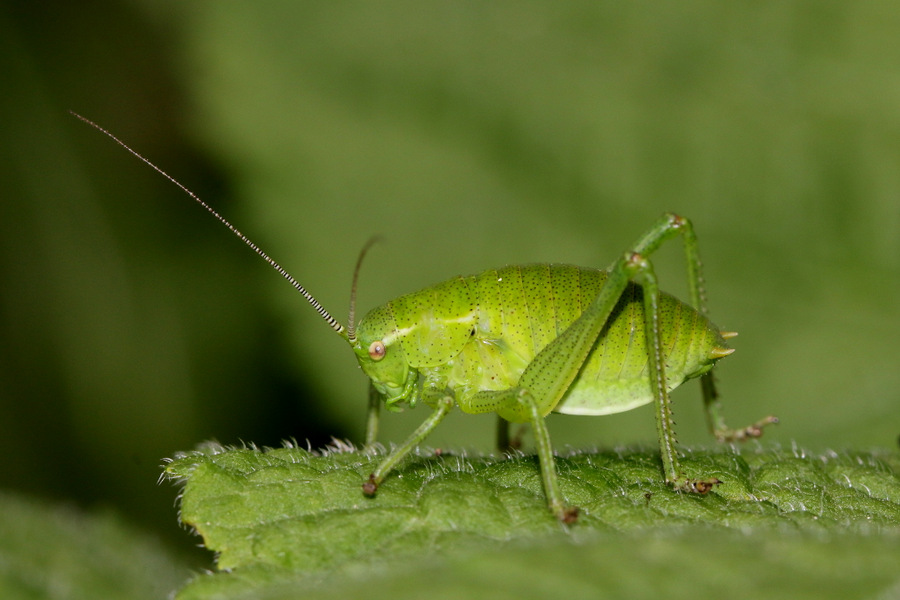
[74,112,776,523]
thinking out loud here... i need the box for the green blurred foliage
[2,0,899,564]
[0,492,188,600]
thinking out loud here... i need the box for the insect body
[74,112,776,522]
[357,264,725,420]
[353,227,775,522]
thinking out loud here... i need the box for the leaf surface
[165,444,900,599]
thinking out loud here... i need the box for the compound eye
[368,341,386,361]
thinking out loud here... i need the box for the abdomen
[452,264,725,415]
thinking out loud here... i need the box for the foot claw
[362,474,378,497]
[716,415,778,442]
[691,478,722,494]
[673,477,721,494]
[560,506,580,524]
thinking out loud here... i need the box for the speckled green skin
[354,264,727,422]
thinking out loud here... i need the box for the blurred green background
[2,0,898,559]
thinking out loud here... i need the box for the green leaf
[166,444,900,599]
[0,492,189,600]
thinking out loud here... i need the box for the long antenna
[71,111,346,337]
[346,235,382,343]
